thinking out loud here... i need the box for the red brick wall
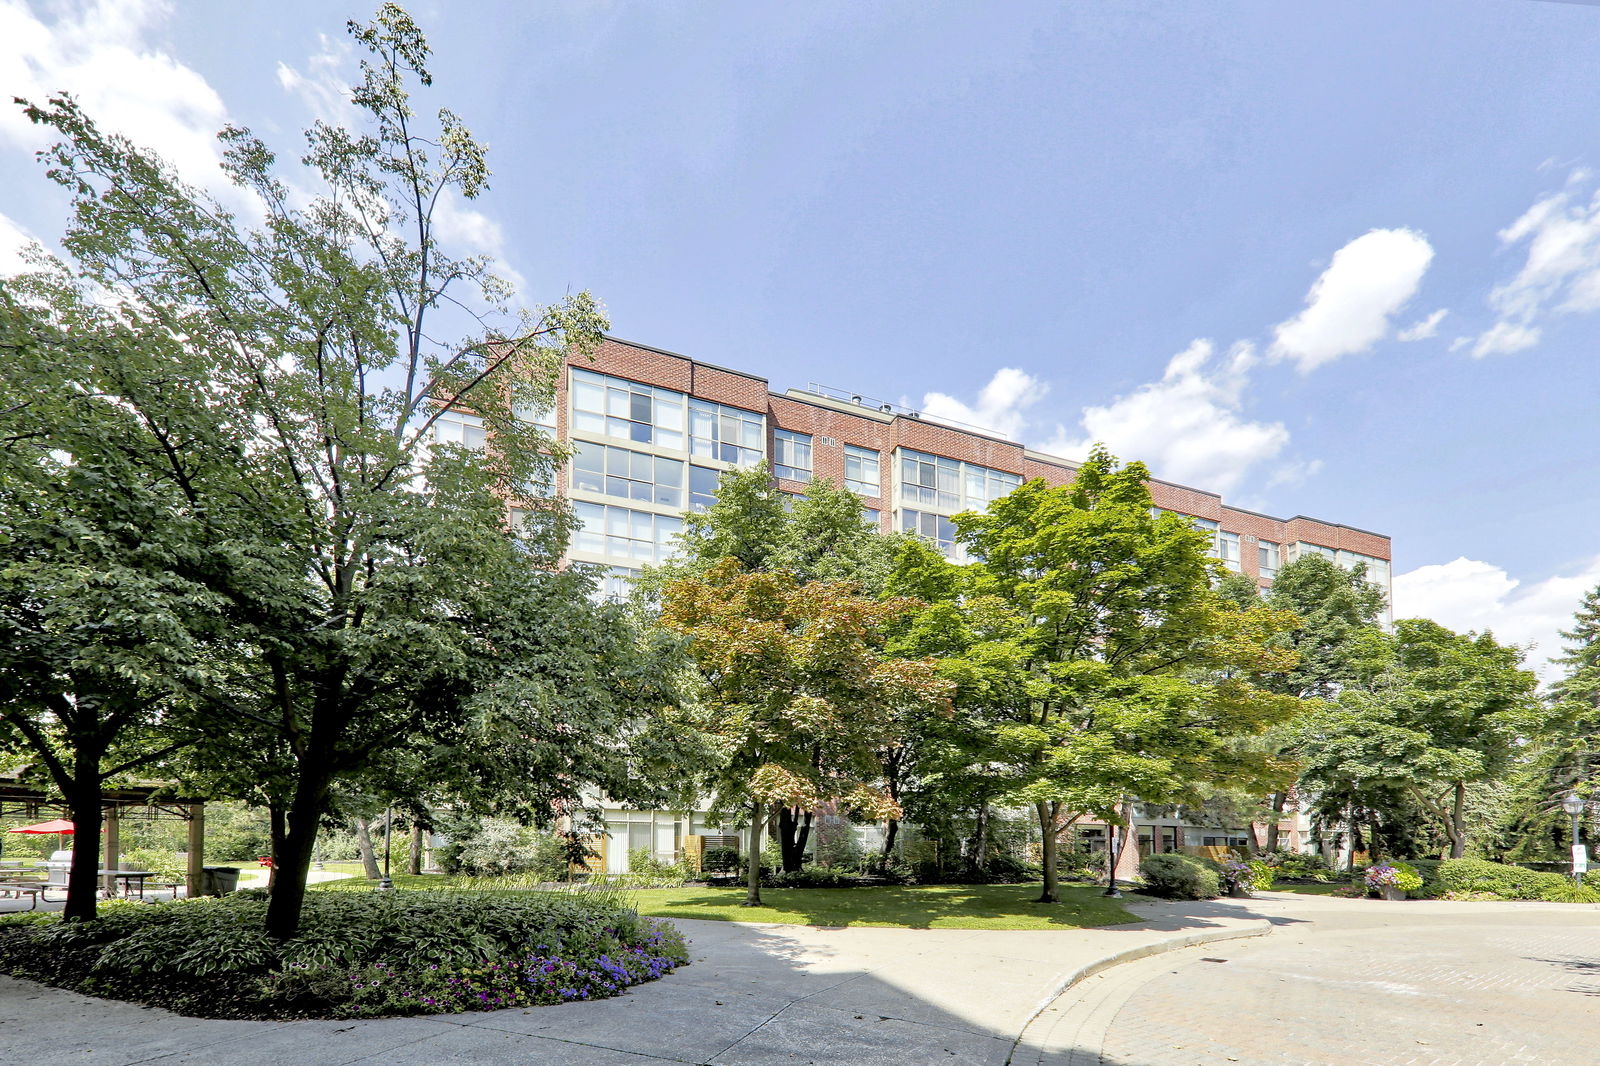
[555,337,1390,562]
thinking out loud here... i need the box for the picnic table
[0,873,48,909]
[99,870,158,899]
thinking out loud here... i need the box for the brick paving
[1097,910,1600,1066]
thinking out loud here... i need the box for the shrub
[768,864,849,888]
[0,892,688,1019]
[1585,869,1600,892]
[1138,853,1220,900]
[448,821,568,880]
[701,847,741,875]
[1426,859,1566,901]
[1539,879,1600,904]
[122,848,186,882]
[1259,850,1332,881]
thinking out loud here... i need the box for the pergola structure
[0,776,209,897]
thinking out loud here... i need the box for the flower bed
[0,892,688,1019]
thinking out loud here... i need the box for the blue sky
[2,0,1598,675]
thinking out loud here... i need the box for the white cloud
[1394,554,1600,682]
[1040,339,1292,494]
[1270,228,1435,371]
[275,34,356,128]
[920,367,1046,440]
[1397,308,1447,342]
[1470,172,1600,358]
[0,211,39,276]
[0,0,238,199]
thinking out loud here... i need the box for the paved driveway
[1036,893,1600,1066]
[0,911,1266,1065]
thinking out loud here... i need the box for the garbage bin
[200,866,241,897]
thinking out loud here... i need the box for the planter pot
[1228,885,1251,898]
[1380,885,1405,901]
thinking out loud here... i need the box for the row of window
[898,448,1021,513]
[570,369,767,467]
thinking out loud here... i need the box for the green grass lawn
[310,875,1140,929]
[625,883,1140,929]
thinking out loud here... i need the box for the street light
[376,806,394,892]
[1563,792,1586,884]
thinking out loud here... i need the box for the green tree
[643,467,910,868]
[8,5,613,938]
[945,448,1303,902]
[1250,552,1389,849]
[1297,619,1544,859]
[660,562,952,904]
[0,302,223,919]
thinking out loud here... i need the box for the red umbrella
[8,819,75,834]
[7,819,75,857]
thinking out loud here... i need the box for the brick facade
[560,336,1391,577]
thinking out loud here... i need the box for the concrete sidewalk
[0,906,1272,1065]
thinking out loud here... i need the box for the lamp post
[377,806,394,892]
[1564,792,1586,884]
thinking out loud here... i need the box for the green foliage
[1246,859,1275,890]
[1538,880,1600,903]
[701,847,740,875]
[1257,850,1332,881]
[122,848,186,882]
[1138,853,1221,900]
[444,820,569,880]
[1364,861,1422,893]
[1298,620,1546,859]
[902,448,1303,903]
[624,849,691,886]
[0,892,688,1018]
[1423,858,1566,900]
[768,864,851,888]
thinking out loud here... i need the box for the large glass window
[1259,540,1280,581]
[901,509,958,555]
[570,368,685,449]
[1218,530,1242,572]
[844,445,881,497]
[897,448,1020,513]
[1337,550,1391,592]
[513,395,557,432]
[598,565,638,602]
[432,409,486,449]
[572,502,683,565]
[1295,542,1337,562]
[690,465,720,512]
[571,442,684,508]
[688,399,765,467]
[773,430,813,482]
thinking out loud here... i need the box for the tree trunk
[64,779,104,922]
[354,817,381,880]
[408,821,424,876]
[1449,781,1467,859]
[1035,800,1059,903]
[744,799,763,906]
[263,763,333,941]
[881,818,899,859]
[970,798,990,874]
[777,807,812,873]
[1266,792,1285,852]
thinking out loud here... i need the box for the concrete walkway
[0,906,1271,1065]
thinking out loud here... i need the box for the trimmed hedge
[0,892,687,1019]
[1408,858,1566,901]
[1139,853,1221,900]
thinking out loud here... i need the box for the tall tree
[10,5,609,938]
[1297,620,1545,858]
[1248,552,1389,848]
[0,299,223,920]
[660,562,951,904]
[944,448,1303,903]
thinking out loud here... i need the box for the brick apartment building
[440,336,1392,874]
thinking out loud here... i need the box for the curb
[1004,919,1274,1064]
